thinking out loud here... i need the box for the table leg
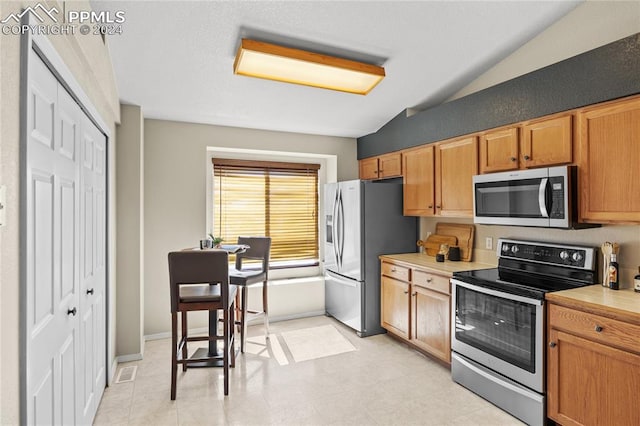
[188,309,224,367]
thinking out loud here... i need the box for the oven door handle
[451,279,543,306]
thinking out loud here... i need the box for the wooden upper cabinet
[358,152,401,180]
[478,127,519,173]
[436,136,478,217]
[521,115,573,168]
[359,157,379,180]
[378,152,402,178]
[402,146,435,216]
[478,116,572,174]
[578,96,640,223]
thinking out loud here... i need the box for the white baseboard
[143,310,326,342]
[108,358,119,386]
[117,353,144,363]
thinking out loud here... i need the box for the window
[213,158,320,267]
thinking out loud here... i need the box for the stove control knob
[511,245,519,254]
[572,252,583,262]
[560,251,570,260]
[502,244,510,253]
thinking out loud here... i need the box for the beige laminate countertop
[379,253,495,276]
[546,285,640,324]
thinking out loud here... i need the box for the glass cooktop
[453,265,597,300]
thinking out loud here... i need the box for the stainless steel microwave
[473,166,580,228]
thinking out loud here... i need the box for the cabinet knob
[427,278,432,283]
[523,155,531,161]
[595,325,603,333]
[86,288,94,295]
[549,342,557,348]
[436,205,441,209]
[510,157,517,162]
[411,292,417,297]
[428,205,433,209]
[391,268,397,272]
[403,290,409,295]
[67,307,77,316]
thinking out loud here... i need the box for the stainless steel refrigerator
[324,179,417,336]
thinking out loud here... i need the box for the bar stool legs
[262,281,269,338]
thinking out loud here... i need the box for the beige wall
[420,217,640,287]
[451,0,640,100]
[0,1,120,423]
[424,0,640,287]
[116,105,144,358]
[143,119,357,336]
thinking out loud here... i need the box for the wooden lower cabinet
[547,302,640,425]
[381,275,410,339]
[380,259,451,364]
[411,285,450,363]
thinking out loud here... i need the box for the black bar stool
[168,250,237,398]
[229,236,271,352]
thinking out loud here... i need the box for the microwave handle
[538,178,549,218]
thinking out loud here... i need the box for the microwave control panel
[549,176,565,219]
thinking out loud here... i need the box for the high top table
[183,245,248,367]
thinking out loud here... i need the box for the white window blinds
[213,159,320,266]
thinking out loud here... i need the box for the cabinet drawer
[549,304,640,354]
[381,262,410,282]
[413,269,450,295]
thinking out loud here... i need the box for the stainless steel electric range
[451,238,597,426]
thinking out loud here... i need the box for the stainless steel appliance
[451,238,597,426]
[473,165,580,228]
[324,180,417,337]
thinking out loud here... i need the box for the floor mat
[280,324,356,362]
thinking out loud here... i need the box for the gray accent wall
[357,33,640,159]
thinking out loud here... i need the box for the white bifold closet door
[25,49,106,426]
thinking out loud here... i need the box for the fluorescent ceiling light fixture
[233,39,385,95]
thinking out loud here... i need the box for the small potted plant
[208,234,224,248]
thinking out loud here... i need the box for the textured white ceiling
[93,1,581,138]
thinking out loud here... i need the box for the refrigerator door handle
[332,188,340,268]
[338,189,345,268]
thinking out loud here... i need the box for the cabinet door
[478,128,519,173]
[411,285,451,363]
[547,328,640,426]
[381,276,410,339]
[402,146,435,216]
[379,152,402,178]
[359,157,379,180]
[435,136,478,217]
[521,115,572,168]
[578,98,640,223]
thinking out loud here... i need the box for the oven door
[451,279,544,392]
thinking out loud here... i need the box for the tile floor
[94,316,524,425]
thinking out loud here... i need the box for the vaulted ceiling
[93,1,581,138]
